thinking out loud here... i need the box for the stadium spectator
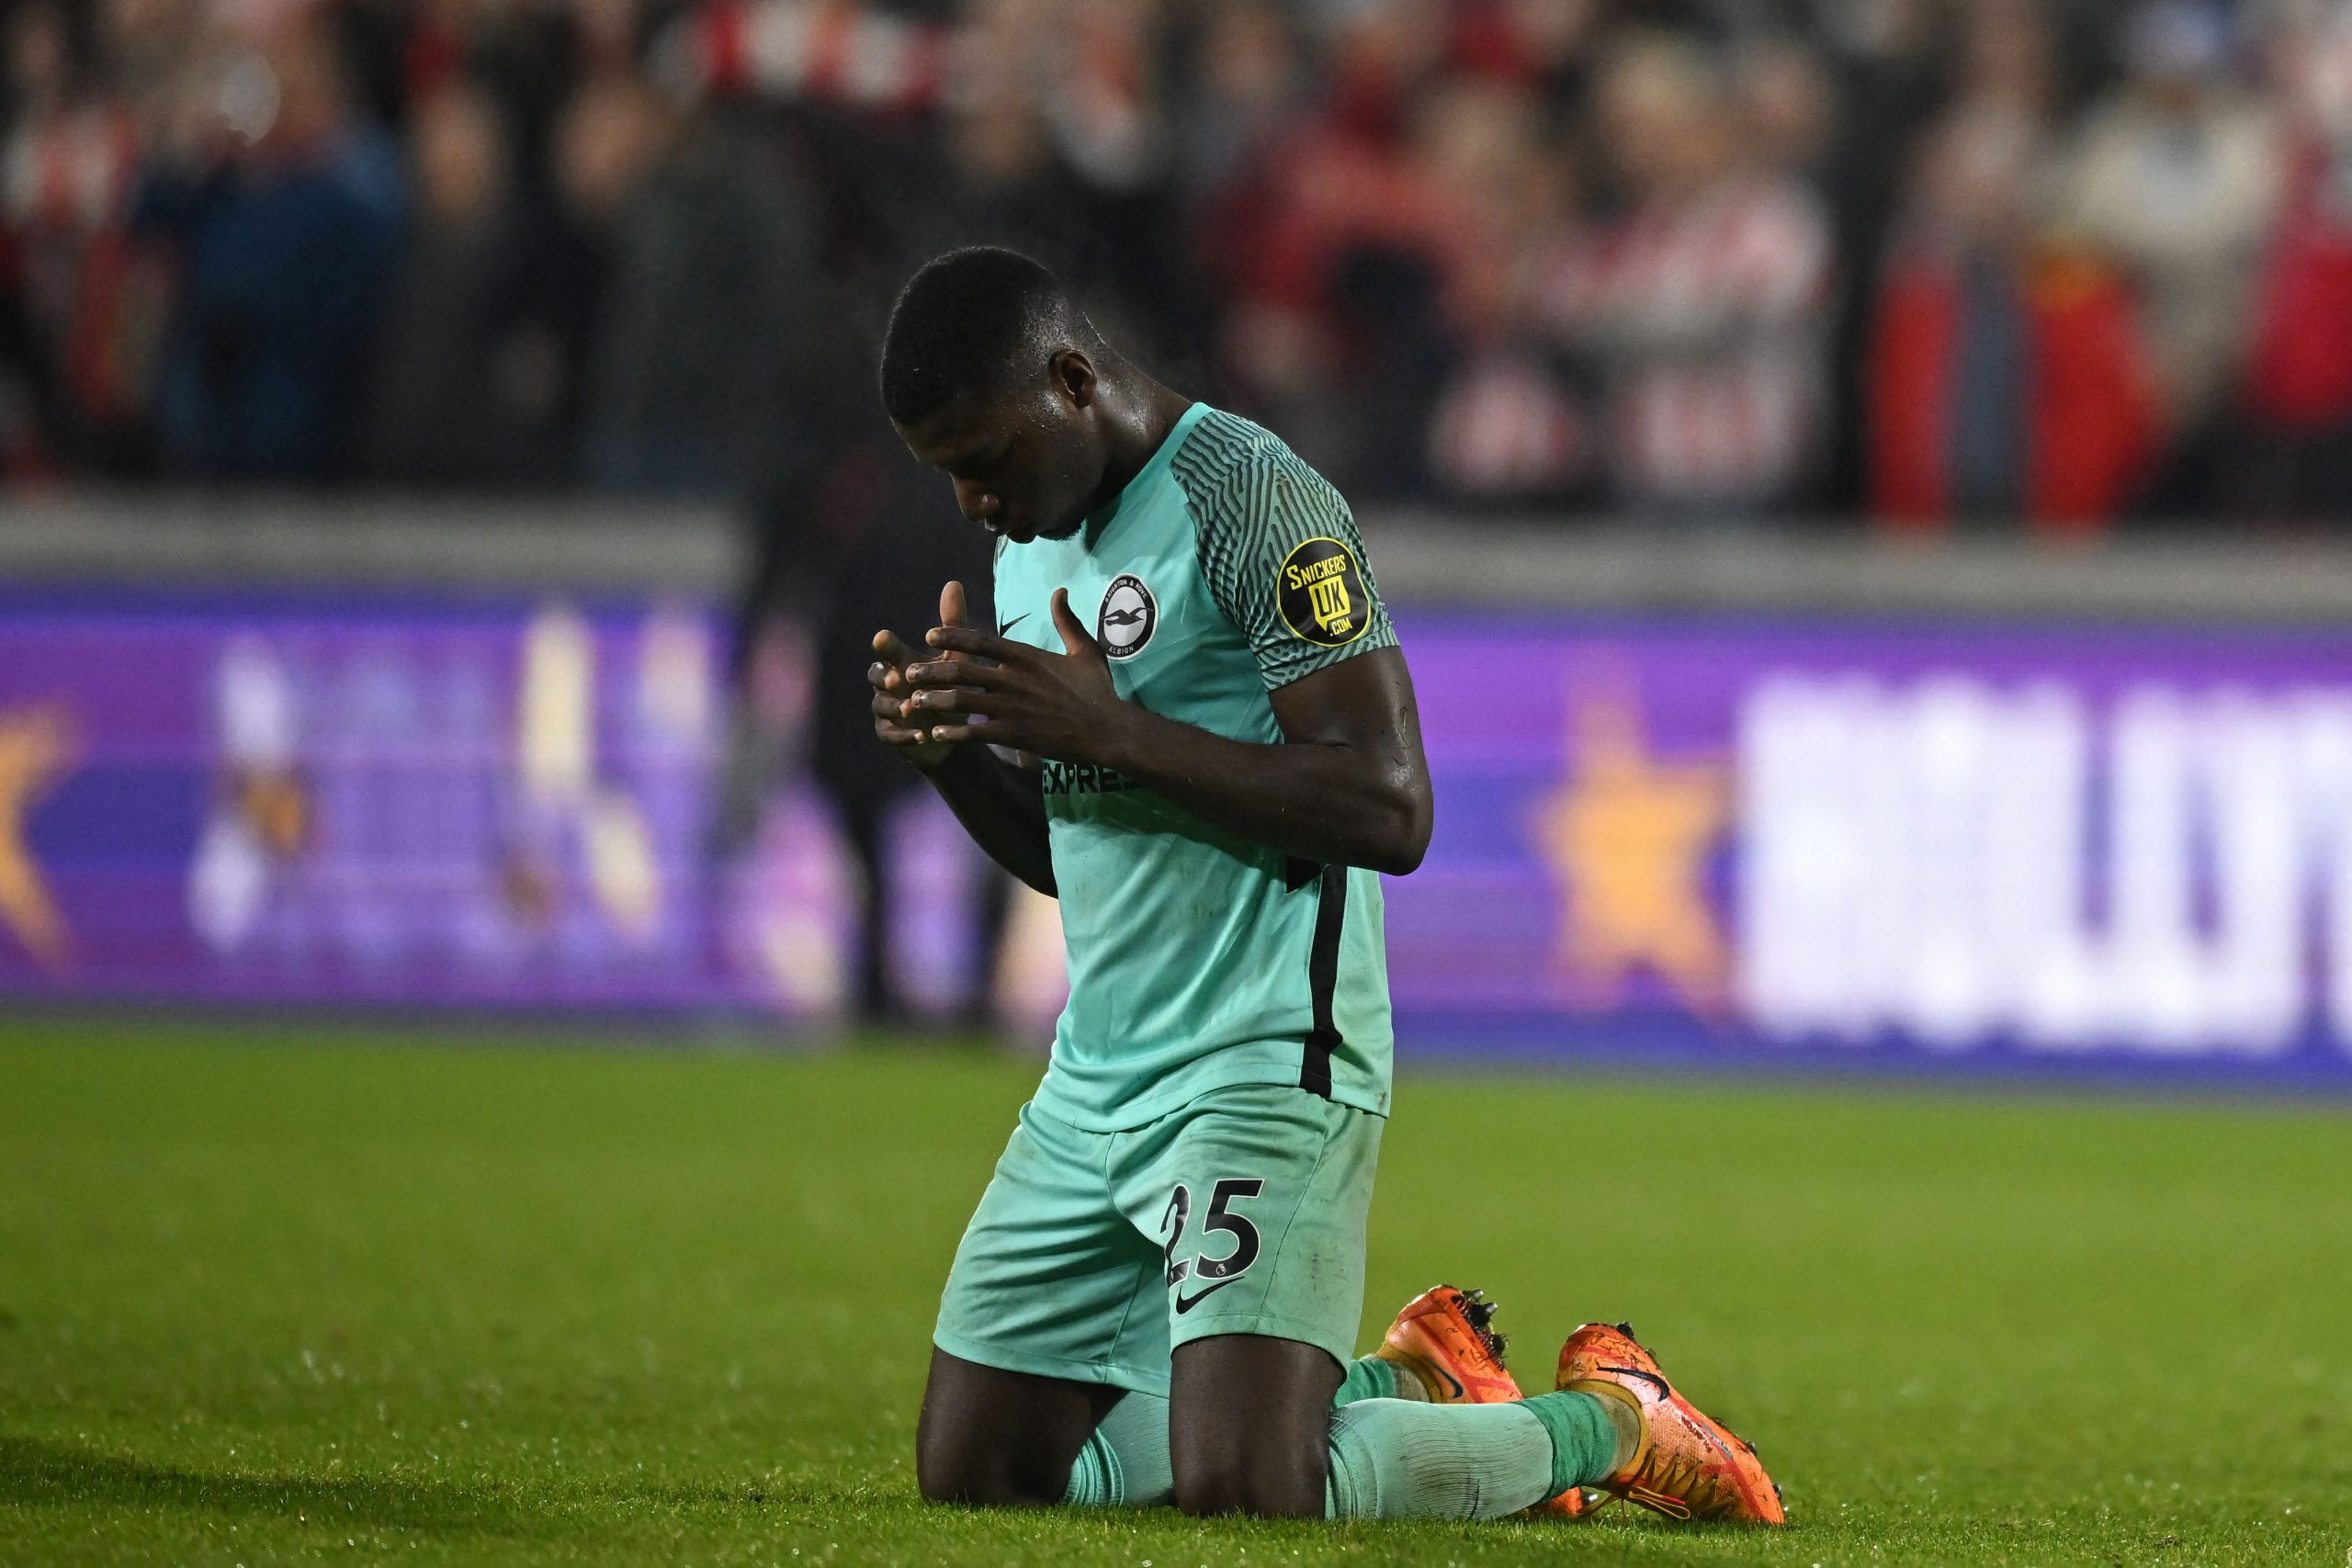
[1,0,160,477]
[1735,34,1836,182]
[1807,0,1951,514]
[366,0,589,188]
[2238,2,2352,518]
[1867,105,2158,534]
[1420,77,1587,504]
[558,69,816,497]
[361,79,569,485]
[654,0,947,117]
[1455,0,1606,112]
[1172,0,1304,199]
[2061,0,2284,511]
[896,17,1094,296]
[133,8,403,480]
[1199,4,1498,491]
[1536,32,1833,519]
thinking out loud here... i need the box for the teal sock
[1323,1398,1557,1520]
[1056,1382,1616,1517]
[1521,1390,1623,1495]
[1332,1354,1417,1406]
[1060,1392,1174,1508]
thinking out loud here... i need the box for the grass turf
[0,1021,2346,1566]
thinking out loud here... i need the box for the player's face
[895,370,1104,545]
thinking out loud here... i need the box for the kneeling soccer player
[865,246,1782,1526]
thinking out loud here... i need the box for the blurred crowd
[9,0,2352,531]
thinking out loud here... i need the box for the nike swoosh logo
[1431,1365,1466,1400]
[1172,1276,1243,1314]
[997,613,1030,636]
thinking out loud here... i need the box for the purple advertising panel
[0,588,1004,1021]
[6,587,2352,1088]
[0,591,742,1008]
[1392,611,2352,1087]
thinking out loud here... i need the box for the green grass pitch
[2,1021,2346,1565]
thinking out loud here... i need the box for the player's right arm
[869,585,1057,896]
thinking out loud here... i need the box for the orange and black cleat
[1374,1285,1525,1405]
[1553,1321,1785,1526]
[1375,1287,1595,1520]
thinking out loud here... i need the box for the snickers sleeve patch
[1276,537,1372,648]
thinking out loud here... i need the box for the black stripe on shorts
[1301,863,1345,1099]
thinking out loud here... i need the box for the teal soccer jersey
[991,402,1400,1132]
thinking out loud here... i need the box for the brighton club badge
[1098,575,1158,660]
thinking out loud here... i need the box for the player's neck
[1086,372,1194,513]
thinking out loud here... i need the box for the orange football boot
[1553,1321,1785,1525]
[1374,1285,1524,1405]
[1374,1288,1595,1520]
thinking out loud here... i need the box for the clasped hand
[883,583,1131,764]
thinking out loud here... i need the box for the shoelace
[1613,1445,1725,1519]
[1623,1483,1694,1520]
[1589,1365,1750,1522]
[1606,1423,1767,1522]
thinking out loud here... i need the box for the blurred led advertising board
[0,592,736,1009]
[6,587,2352,1087]
[1396,614,2352,1086]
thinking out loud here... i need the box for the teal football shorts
[933,1082,1384,1397]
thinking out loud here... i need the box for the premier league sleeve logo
[1277,537,1371,648]
[1098,575,1158,660]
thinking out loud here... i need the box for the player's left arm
[901,589,1432,875]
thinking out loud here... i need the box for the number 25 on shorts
[1160,1178,1264,1314]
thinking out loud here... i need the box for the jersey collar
[1082,400,1208,545]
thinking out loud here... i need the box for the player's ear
[1052,349,1095,409]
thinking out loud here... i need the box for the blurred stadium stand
[9,0,2352,525]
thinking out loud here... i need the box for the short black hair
[879,247,1085,425]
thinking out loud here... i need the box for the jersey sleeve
[1195,446,1398,691]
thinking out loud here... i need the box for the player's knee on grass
[1168,1335,1341,1518]
[916,1434,1059,1507]
[1171,1443,1327,1518]
[915,1350,1118,1507]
